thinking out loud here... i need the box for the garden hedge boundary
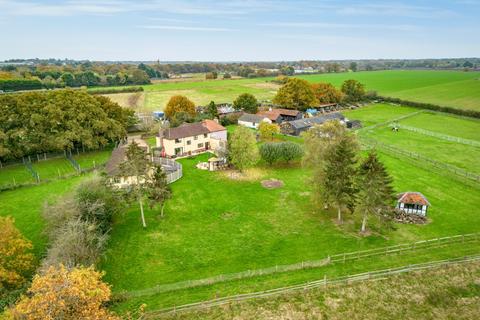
[0,79,43,91]
[87,86,144,95]
[377,96,480,119]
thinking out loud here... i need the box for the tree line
[0,90,134,161]
[273,77,369,110]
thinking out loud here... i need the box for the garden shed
[396,192,430,216]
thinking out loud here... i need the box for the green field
[157,260,480,320]
[0,149,113,189]
[0,175,91,257]
[99,105,480,312]
[1,103,479,314]
[99,70,480,112]
[0,163,35,187]
[299,70,480,110]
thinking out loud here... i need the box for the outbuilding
[396,192,430,216]
[238,113,271,129]
[280,112,345,136]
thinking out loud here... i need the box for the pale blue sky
[0,0,479,61]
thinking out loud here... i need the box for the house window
[198,143,204,148]
[194,136,198,140]
[175,138,181,143]
[187,140,191,145]
[204,133,208,138]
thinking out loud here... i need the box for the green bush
[41,176,124,268]
[259,143,281,165]
[75,178,124,234]
[279,142,304,163]
[260,142,303,165]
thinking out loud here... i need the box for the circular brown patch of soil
[261,178,284,189]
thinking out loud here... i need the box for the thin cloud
[0,0,248,16]
[265,22,420,32]
[137,25,233,32]
[332,3,455,18]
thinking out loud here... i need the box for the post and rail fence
[120,232,480,300]
[143,254,480,318]
[0,145,113,190]
[361,137,480,183]
[392,124,480,147]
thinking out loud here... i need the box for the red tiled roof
[257,111,281,121]
[397,192,430,206]
[257,108,300,119]
[202,119,226,133]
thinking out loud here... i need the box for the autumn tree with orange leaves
[7,265,119,320]
[0,216,34,290]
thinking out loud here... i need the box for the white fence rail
[120,232,480,300]
[395,124,480,147]
[152,157,183,184]
[362,137,480,183]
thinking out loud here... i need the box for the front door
[205,142,210,150]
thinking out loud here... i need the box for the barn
[280,113,345,136]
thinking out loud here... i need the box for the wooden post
[13,177,16,186]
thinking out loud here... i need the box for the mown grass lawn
[1,103,478,314]
[106,146,480,312]
[73,148,113,171]
[399,111,480,141]
[342,103,419,127]
[0,174,91,257]
[365,127,480,174]
[0,163,35,188]
[101,103,480,295]
[32,157,77,181]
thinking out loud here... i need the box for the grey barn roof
[239,113,266,123]
[289,113,345,130]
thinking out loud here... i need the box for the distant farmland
[100,70,480,112]
[299,70,480,111]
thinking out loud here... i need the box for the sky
[0,0,479,61]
